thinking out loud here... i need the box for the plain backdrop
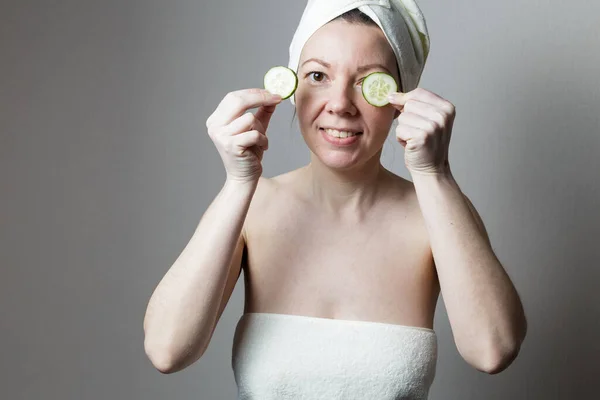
[1,0,599,399]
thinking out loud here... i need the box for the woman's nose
[325,82,358,116]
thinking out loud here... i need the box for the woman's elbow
[144,339,178,374]
[479,328,526,375]
[484,309,528,374]
[481,343,522,374]
[462,326,527,374]
[144,337,205,374]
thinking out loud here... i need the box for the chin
[313,149,365,170]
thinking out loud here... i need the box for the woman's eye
[305,71,364,86]
[308,71,325,82]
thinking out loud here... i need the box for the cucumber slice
[361,72,398,107]
[264,66,298,99]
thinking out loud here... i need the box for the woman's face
[294,20,400,170]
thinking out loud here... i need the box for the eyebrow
[301,58,392,75]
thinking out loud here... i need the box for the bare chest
[242,195,440,328]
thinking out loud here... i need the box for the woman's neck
[302,154,391,221]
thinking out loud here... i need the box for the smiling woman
[293,18,401,169]
[143,0,527,398]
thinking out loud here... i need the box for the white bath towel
[232,312,438,400]
[288,0,431,105]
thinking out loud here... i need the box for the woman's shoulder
[379,167,419,202]
[246,168,307,219]
[255,167,308,198]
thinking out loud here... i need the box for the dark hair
[291,9,401,125]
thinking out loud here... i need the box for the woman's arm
[143,179,255,373]
[412,171,527,374]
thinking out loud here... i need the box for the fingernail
[387,93,396,102]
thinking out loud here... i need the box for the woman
[143,0,527,398]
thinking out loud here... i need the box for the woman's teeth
[323,128,361,138]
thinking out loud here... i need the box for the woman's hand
[388,88,456,176]
[206,88,282,184]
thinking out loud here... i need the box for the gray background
[1,0,599,399]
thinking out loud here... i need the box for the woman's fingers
[397,111,440,132]
[233,130,269,153]
[221,112,265,137]
[206,88,281,129]
[254,104,277,135]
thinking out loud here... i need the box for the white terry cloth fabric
[232,312,438,400]
[288,0,431,105]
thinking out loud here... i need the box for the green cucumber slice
[264,66,298,99]
[361,72,398,107]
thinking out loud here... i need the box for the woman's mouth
[319,127,363,146]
